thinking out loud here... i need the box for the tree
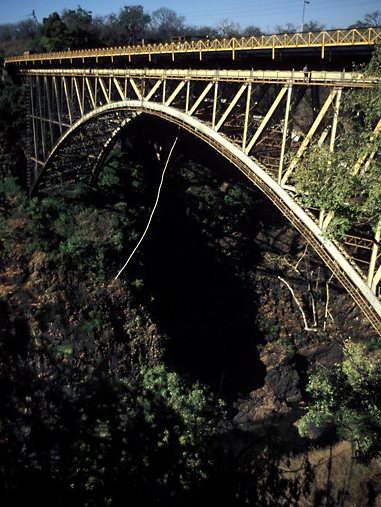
[302,20,325,32]
[298,339,381,464]
[215,19,241,38]
[274,22,298,34]
[0,24,14,41]
[0,83,27,178]
[33,12,69,52]
[354,10,381,28]
[93,14,119,46]
[275,20,325,33]
[62,7,99,49]
[149,7,185,41]
[242,25,263,37]
[119,5,151,44]
[15,19,39,40]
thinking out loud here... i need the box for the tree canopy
[298,339,381,464]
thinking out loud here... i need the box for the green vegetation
[0,82,27,177]
[295,47,381,456]
[1,355,226,506]
[0,72,307,504]
[294,45,381,238]
[0,149,313,506]
[0,166,228,505]
[298,339,381,464]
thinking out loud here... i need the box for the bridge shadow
[140,208,265,401]
[121,123,273,401]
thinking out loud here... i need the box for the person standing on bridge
[303,64,309,82]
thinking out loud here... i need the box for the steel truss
[23,67,381,333]
[5,27,381,65]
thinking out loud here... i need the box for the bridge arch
[35,99,381,333]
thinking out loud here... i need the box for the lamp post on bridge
[301,0,310,32]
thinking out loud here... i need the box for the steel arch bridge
[7,64,381,334]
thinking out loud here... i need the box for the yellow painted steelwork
[4,27,381,65]
[13,65,381,333]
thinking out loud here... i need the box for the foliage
[274,22,298,34]
[1,84,24,126]
[0,148,154,287]
[302,21,325,32]
[0,318,226,506]
[62,7,100,49]
[93,5,151,46]
[0,82,27,178]
[294,143,381,238]
[0,152,232,505]
[175,160,258,263]
[149,7,186,41]
[33,12,69,52]
[298,339,381,464]
[275,21,325,33]
[352,10,381,28]
[215,19,242,39]
[140,364,226,481]
[119,5,151,44]
[294,45,381,238]
[241,25,263,37]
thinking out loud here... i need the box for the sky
[1,0,380,32]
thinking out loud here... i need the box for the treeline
[0,5,380,55]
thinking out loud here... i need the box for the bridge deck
[4,27,381,65]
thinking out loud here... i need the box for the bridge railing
[4,27,381,65]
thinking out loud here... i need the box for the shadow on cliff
[128,171,267,402]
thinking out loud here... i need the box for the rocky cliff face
[233,221,377,437]
[1,124,380,504]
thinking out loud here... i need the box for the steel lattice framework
[5,27,381,64]
[12,65,381,334]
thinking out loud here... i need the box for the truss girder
[23,68,381,330]
[5,27,381,66]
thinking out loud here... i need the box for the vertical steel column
[185,80,190,114]
[29,75,39,181]
[44,75,54,146]
[212,81,219,129]
[63,76,73,124]
[278,84,292,184]
[368,219,381,290]
[36,76,46,161]
[242,83,252,151]
[162,79,166,104]
[53,76,63,135]
[26,76,32,190]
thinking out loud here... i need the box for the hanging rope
[113,132,179,281]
